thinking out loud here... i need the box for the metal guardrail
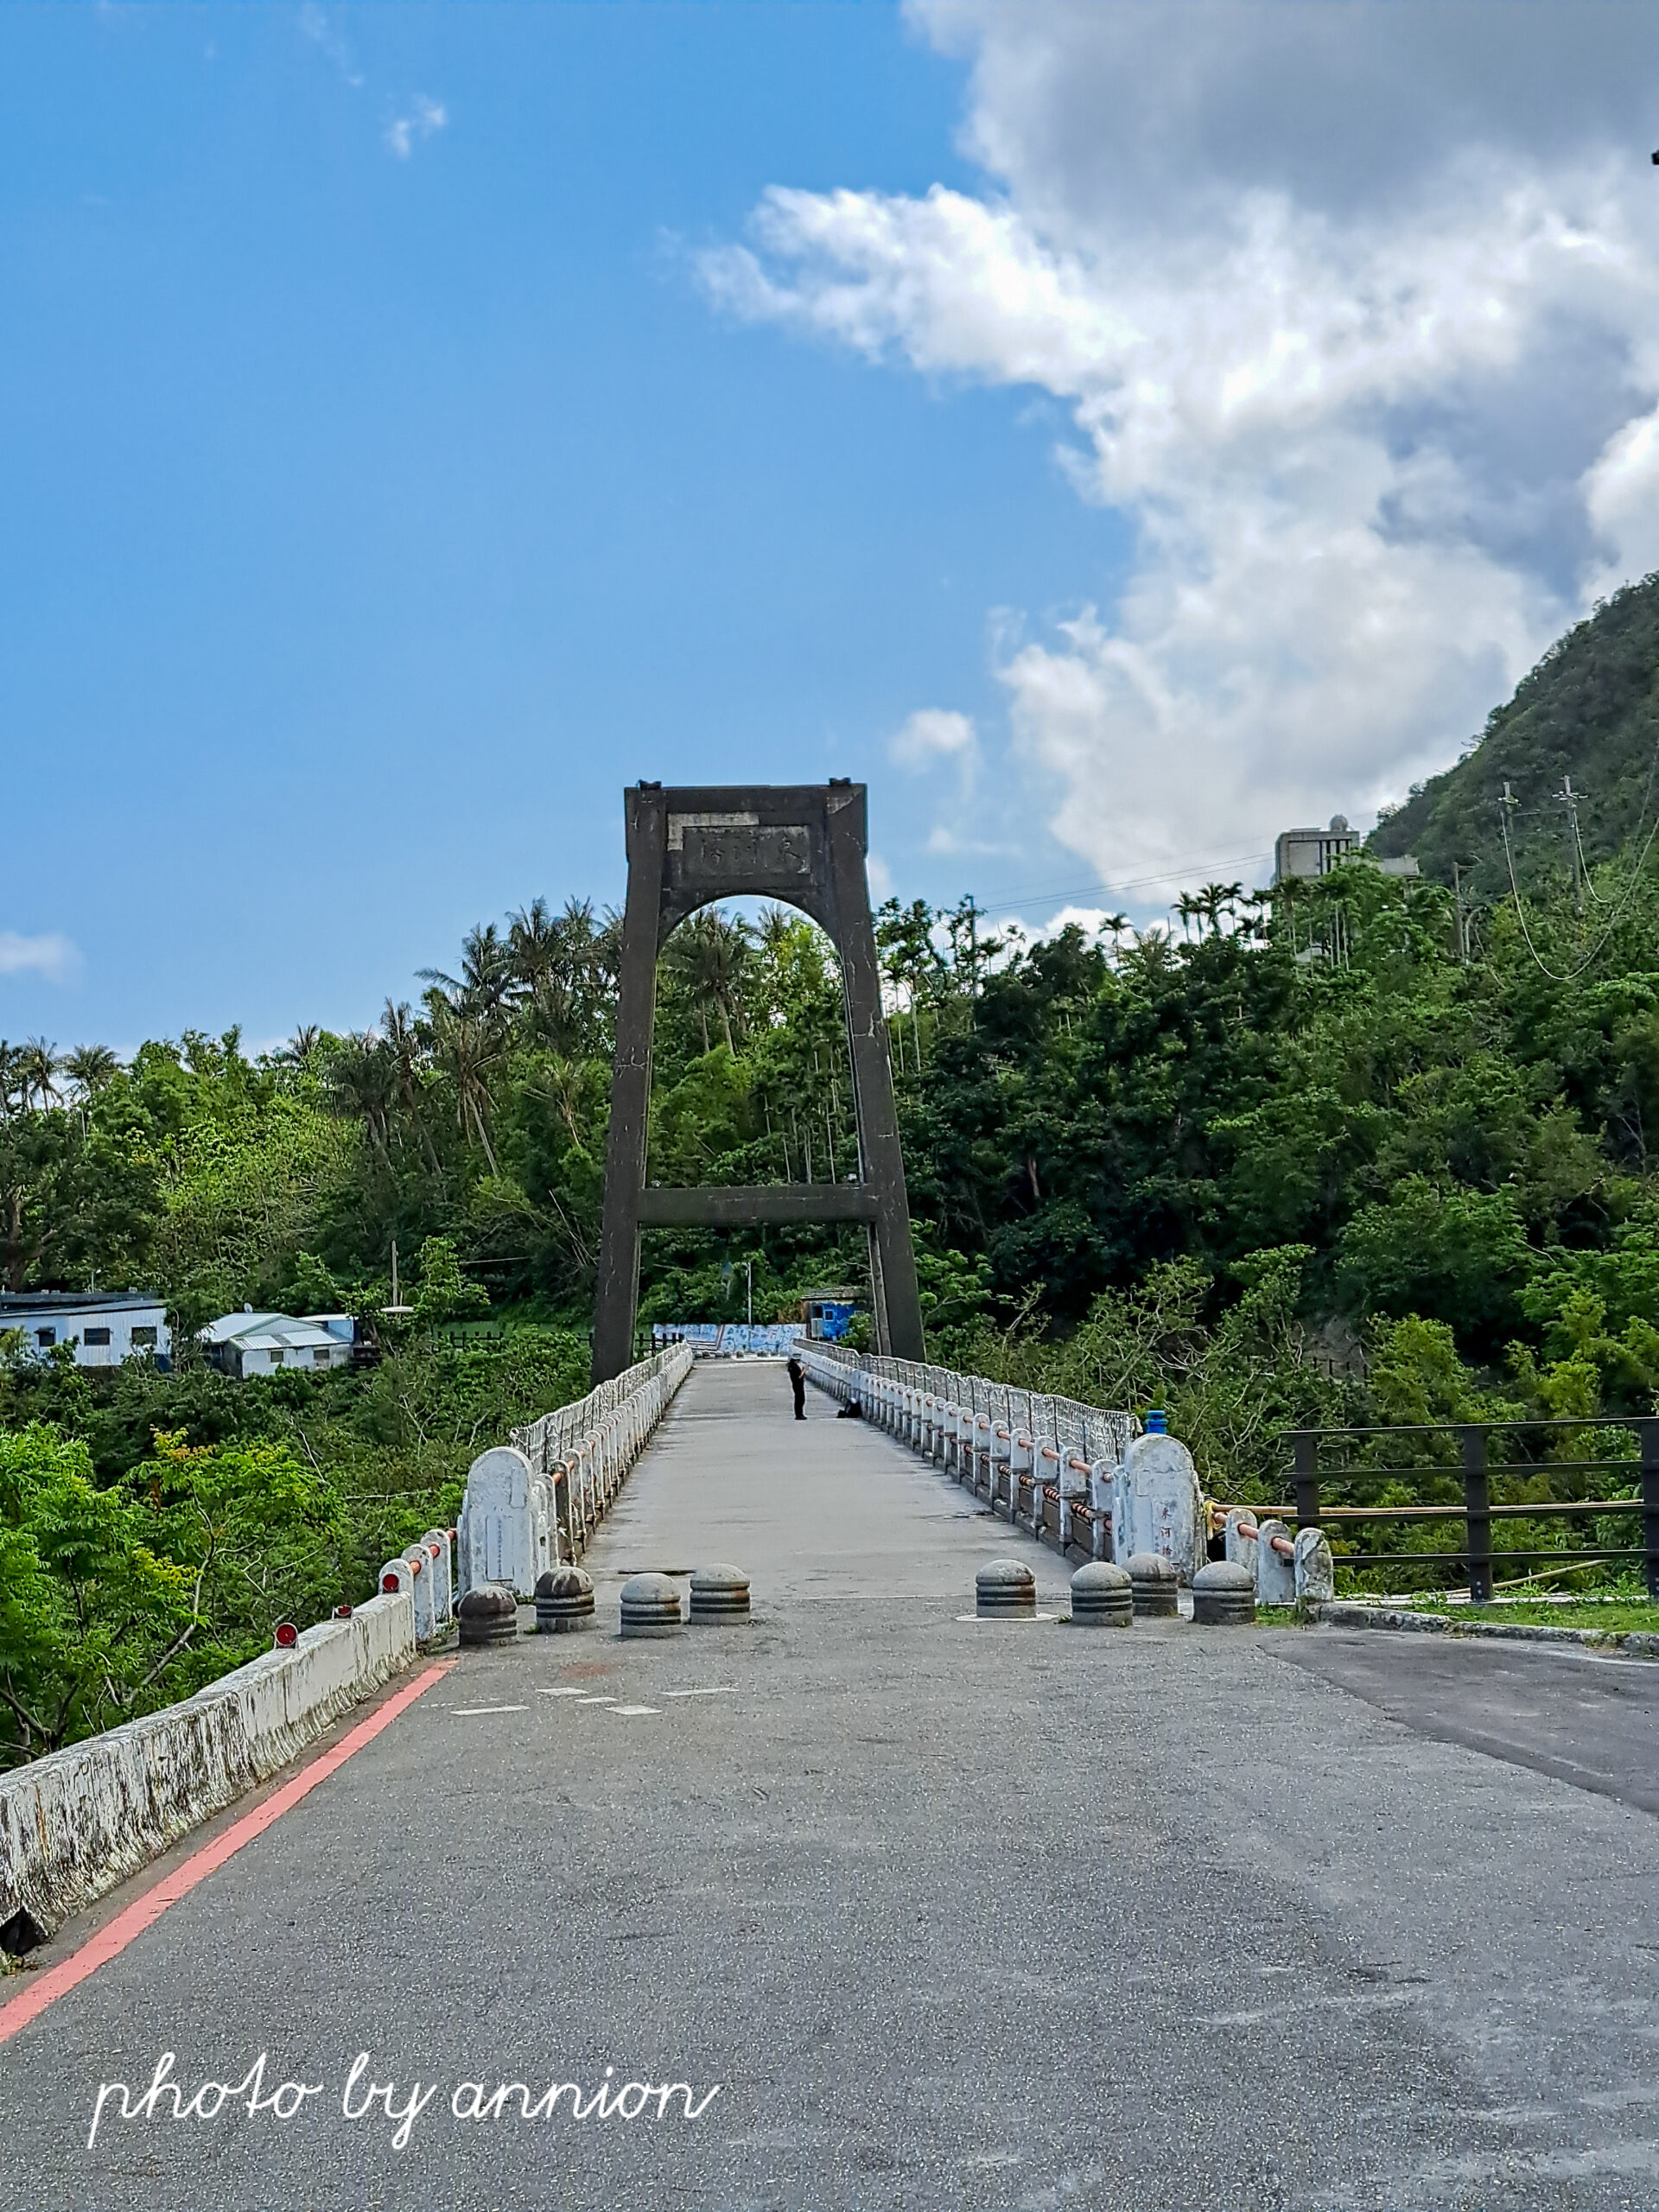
[1283,1417,1659,1601]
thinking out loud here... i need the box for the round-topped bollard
[1069,1560,1133,1626]
[1127,1551,1180,1620]
[1192,1559,1255,1626]
[535,1564,594,1634]
[976,1558,1037,1618]
[457,1585,518,1648]
[620,1572,683,1640]
[690,1563,751,1624]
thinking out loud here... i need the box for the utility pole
[1452,861,1471,964]
[745,1257,753,1335]
[1556,774,1586,924]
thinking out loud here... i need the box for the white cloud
[891,706,977,767]
[297,3,364,89]
[699,1,1659,893]
[0,932,82,985]
[891,706,985,857]
[385,95,448,161]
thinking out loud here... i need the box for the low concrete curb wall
[1315,1599,1659,1659]
[0,1591,417,1948]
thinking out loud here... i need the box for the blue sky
[5,3,1656,1052]
[0,3,1132,1052]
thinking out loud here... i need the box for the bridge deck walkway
[1,1360,1656,2211]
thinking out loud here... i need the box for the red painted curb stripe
[0,1657,456,2048]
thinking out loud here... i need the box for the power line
[963,847,1274,919]
[1499,757,1659,982]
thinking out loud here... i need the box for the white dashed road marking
[612,1706,660,1716]
[663,1686,737,1699]
[448,1705,529,1717]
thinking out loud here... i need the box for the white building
[0,1291,171,1369]
[1274,815,1421,885]
[200,1310,356,1380]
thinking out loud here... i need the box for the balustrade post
[1292,1430,1321,1529]
[1643,1417,1659,1603]
[1461,1425,1491,1605]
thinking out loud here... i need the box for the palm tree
[382,1000,442,1174]
[664,910,752,1054]
[0,1042,20,1122]
[522,969,582,1058]
[1173,892,1199,943]
[506,898,559,999]
[278,1024,321,1065]
[1101,912,1130,957]
[419,921,514,1031]
[1198,882,1243,937]
[63,1044,120,1098]
[17,1039,61,1109]
[326,1033,396,1162]
[428,995,504,1175]
[1237,888,1274,943]
[535,1055,591,1149]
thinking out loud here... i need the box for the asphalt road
[0,1362,1655,2212]
[1268,1628,1659,1818]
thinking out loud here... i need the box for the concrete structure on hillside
[200,1308,355,1379]
[591,780,925,1380]
[1274,814,1420,884]
[0,1290,170,1368]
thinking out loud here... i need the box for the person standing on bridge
[786,1354,806,1421]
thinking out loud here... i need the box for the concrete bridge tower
[590,779,925,1382]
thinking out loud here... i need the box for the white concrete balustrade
[802,1345,1332,1599]
[0,1351,692,1955]
[800,1344,1142,1566]
[455,1340,694,1600]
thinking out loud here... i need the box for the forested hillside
[1371,569,1659,898]
[9,614,1659,1752]
[8,850,1659,1457]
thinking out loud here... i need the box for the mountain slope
[1369,571,1659,894]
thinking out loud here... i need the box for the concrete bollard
[1255,1519,1297,1605]
[620,1572,683,1639]
[1069,1560,1133,1626]
[976,1558,1037,1618]
[535,1563,594,1633]
[1294,1527,1335,1603]
[1127,1551,1179,1620]
[1192,1560,1255,1625]
[689,1563,751,1623]
[1224,1508,1260,1585]
[458,1586,518,1648]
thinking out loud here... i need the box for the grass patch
[1437,1598,1659,1634]
[1344,1591,1659,1634]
